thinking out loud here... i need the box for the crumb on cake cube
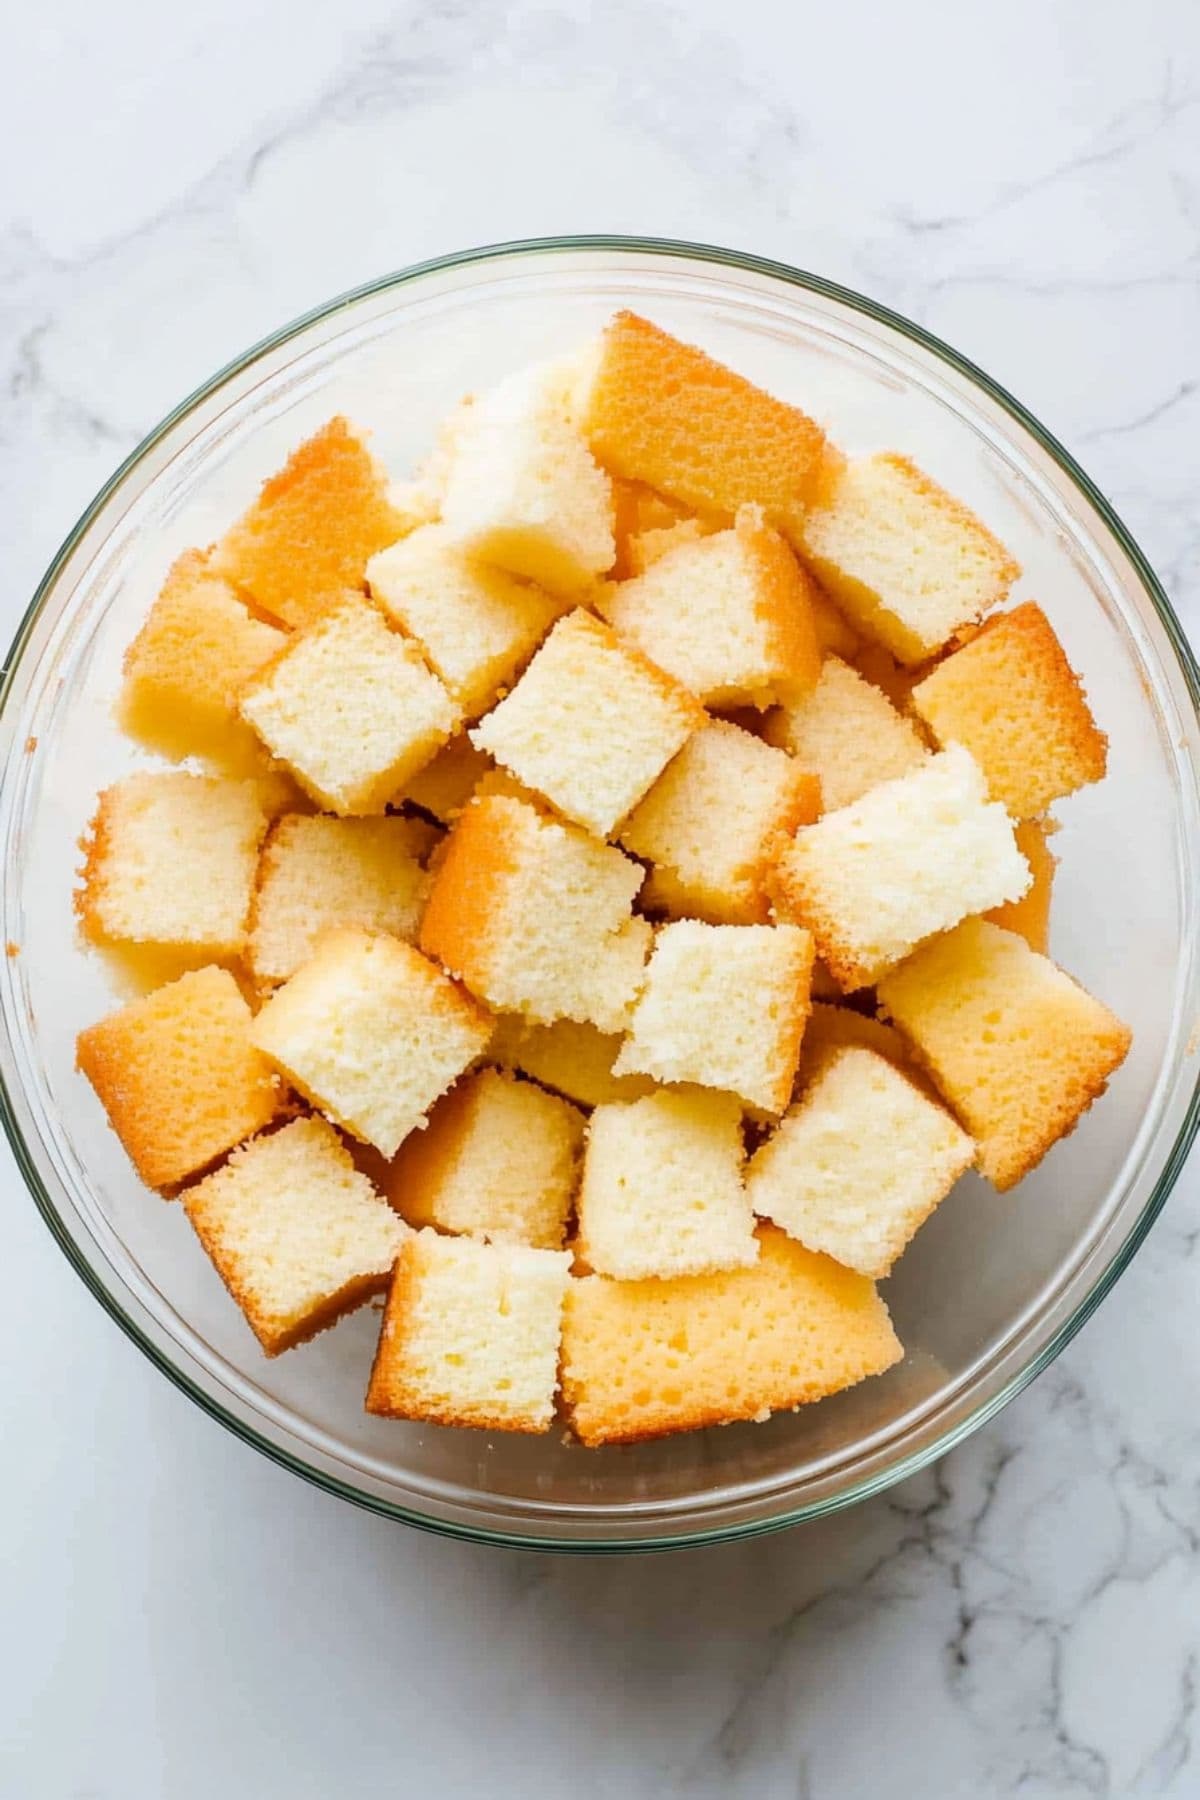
[366,523,565,719]
[910,602,1108,818]
[619,720,821,924]
[770,743,1030,990]
[577,1088,758,1280]
[746,1045,975,1278]
[599,505,822,709]
[251,927,491,1157]
[488,1015,656,1107]
[76,965,288,1192]
[471,609,703,836]
[763,655,928,812]
[613,920,813,1114]
[366,1231,572,1433]
[77,771,267,957]
[798,451,1020,664]
[248,814,434,985]
[238,595,458,814]
[560,1224,902,1446]
[383,1066,584,1249]
[419,794,650,1033]
[183,1115,407,1355]
[878,918,1132,1191]
[211,416,405,629]
[985,816,1057,952]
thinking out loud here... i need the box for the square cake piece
[746,1046,975,1278]
[763,655,928,812]
[488,1016,656,1107]
[577,1089,758,1280]
[366,524,564,719]
[251,928,492,1157]
[211,416,405,629]
[183,1116,407,1355]
[77,771,267,956]
[560,1225,902,1446]
[438,359,615,596]
[799,452,1020,664]
[118,549,287,769]
[579,310,827,529]
[383,1067,584,1249]
[910,602,1108,818]
[599,505,822,709]
[770,743,1030,990]
[878,918,1132,1190]
[620,720,821,925]
[613,920,814,1113]
[239,596,458,814]
[366,1232,572,1433]
[76,965,288,1191]
[471,609,703,837]
[420,794,651,1032]
[248,814,433,985]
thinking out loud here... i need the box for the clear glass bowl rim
[5,233,1199,1555]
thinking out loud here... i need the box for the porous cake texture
[561,1225,902,1446]
[76,966,288,1191]
[420,794,650,1033]
[614,920,814,1114]
[366,1231,572,1432]
[799,451,1020,664]
[910,601,1108,818]
[764,655,928,812]
[212,416,405,629]
[577,1089,758,1280]
[183,1116,407,1356]
[471,609,703,837]
[770,743,1030,990]
[746,1046,975,1278]
[239,595,458,814]
[395,733,493,821]
[383,1067,584,1249]
[251,928,492,1158]
[599,504,822,709]
[797,1001,915,1081]
[878,919,1131,1191]
[488,1016,656,1108]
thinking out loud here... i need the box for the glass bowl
[3,237,1198,1553]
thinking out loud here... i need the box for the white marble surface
[3,3,1199,1795]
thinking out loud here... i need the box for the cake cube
[471,609,703,836]
[878,918,1132,1190]
[579,310,827,530]
[366,1232,572,1432]
[383,1067,584,1248]
[211,416,405,629]
[797,1001,916,1081]
[746,1046,975,1278]
[799,452,1020,664]
[419,794,650,1033]
[763,656,928,812]
[599,506,822,709]
[809,583,861,658]
[252,928,492,1157]
[852,640,922,710]
[560,1224,902,1446]
[910,602,1108,818]
[611,476,694,578]
[488,1016,656,1107]
[248,814,433,985]
[985,817,1057,952]
[77,772,267,956]
[366,524,564,719]
[613,920,814,1113]
[76,966,288,1191]
[770,743,1030,990]
[183,1116,407,1355]
[118,550,287,769]
[238,596,458,814]
[577,1089,758,1280]
[439,359,615,596]
[619,721,821,924]
[395,733,493,821]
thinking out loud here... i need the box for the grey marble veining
[2,3,1198,1794]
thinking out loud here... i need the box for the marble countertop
[3,3,1199,1794]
